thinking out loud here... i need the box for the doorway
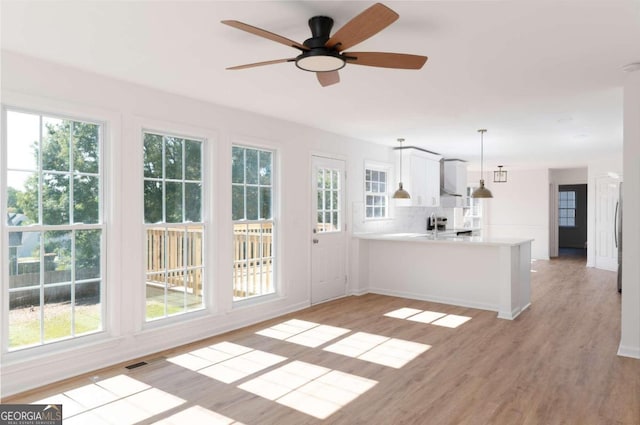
[310,156,347,304]
[558,184,587,258]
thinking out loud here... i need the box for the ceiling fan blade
[317,71,340,87]
[222,20,309,51]
[326,3,399,51]
[344,52,428,69]
[227,58,294,70]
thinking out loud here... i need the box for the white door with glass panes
[311,156,346,304]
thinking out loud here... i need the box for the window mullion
[162,136,166,223]
[69,121,74,224]
[71,229,76,336]
[39,230,45,345]
[38,115,43,226]
[243,150,247,220]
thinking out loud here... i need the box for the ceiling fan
[221,3,428,87]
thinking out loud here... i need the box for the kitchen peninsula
[355,233,533,320]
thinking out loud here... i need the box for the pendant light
[393,138,410,199]
[493,165,507,183]
[471,129,493,198]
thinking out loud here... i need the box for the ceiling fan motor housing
[305,16,334,47]
[296,16,345,72]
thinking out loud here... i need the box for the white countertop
[353,232,533,247]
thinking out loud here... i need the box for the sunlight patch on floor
[384,308,472,329]
[238,360,377,420]
[431,314,472,328]
[256,319,351,347]
[167,341,286,383]
[197,348,287,383]
[407,310,447,323]
[383,307,422,319]
[323,332,430,368]
[167,341,253,371]
[35,375,185,424]
[154,405,245,424]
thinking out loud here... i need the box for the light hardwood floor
[6,257,640,424]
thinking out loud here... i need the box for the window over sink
[364,162,390,219]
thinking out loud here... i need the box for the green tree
[232,146,272,221]
[143,133,202,224]
[15,119,100,270]
[6,187,22,214]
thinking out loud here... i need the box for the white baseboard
[497,302,531,320]
[1,300,310,398]
[617,344,640,359]
[367,287,499,314]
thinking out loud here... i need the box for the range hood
[440,159,465,197]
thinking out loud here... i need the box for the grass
[10,291,204,347]
[9,303,101,348]
[145,284,203,320]
[145,300,184,320]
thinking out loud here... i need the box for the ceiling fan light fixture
[295,51,346,72]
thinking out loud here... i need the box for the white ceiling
[2,1,640,170]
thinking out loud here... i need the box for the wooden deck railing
[146,222,273,299]
[233,222,273,298]
[146,226,203,296]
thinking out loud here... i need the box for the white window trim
[231,143,278,305]
[364,160,392,221]
[133,117,217,331]
[142,129,207,323]
[1,93,117,360]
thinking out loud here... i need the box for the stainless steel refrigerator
[616,182,623,293]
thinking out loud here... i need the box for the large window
[5,109,103,350]
[559,190,576,227]
[143,132,204,320]
[364,166,389,219]
[232,146,275,300]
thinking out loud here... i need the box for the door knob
[313,239,319,244]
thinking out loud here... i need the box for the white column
[619,67,640,358]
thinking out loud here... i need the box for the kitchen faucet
[429,212,438,237]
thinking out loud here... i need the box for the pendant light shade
[471,179,493,198]
[393,138,411,199]
[393,182,411,199]
[471,129,493,199]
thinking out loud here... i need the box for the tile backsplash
[352,203,459,234]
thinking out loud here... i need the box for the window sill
[2,330,120,367]
[232,292,282,310]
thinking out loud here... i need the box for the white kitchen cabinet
[397,148,441,207]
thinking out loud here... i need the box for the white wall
[620,69,640,358]
[549,167,588,185]
[0,51,396,396]
[469,169,550,260]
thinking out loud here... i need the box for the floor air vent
[125,361,148,370]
